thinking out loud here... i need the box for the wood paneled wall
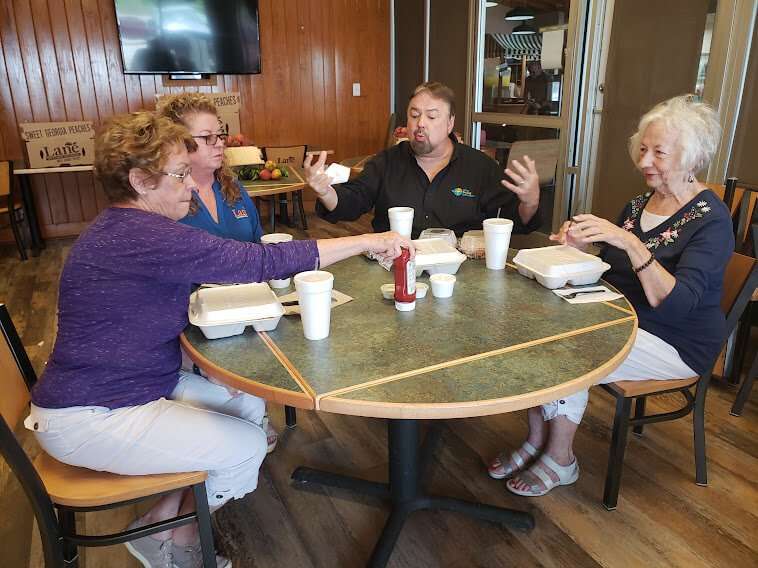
[0,0,390,238]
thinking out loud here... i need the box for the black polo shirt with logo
[316,134,541,237]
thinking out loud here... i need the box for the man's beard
[410,138,433,156]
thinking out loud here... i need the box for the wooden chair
[731,223,758,416]
[0,160,28,260]
[599,252,758,510]
[261,145,308,231]
[0,303,216,567]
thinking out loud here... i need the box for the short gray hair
[628,95,721,173]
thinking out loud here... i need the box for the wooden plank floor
[1,209,756,568]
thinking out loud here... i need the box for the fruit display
[226,133,247,147]
[236,161,289,182]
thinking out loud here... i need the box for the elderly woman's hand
[549,220,588,251]
[501,155,539,208]
[303,151,333,198]
[567,214,634,251]
[364,231,415,263]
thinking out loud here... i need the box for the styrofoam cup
[483,218,514,270]
[430,273,456,298]
[294,270,334,340]
[388,207,414,238]
[261,233,294,288]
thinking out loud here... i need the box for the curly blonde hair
[94,112,196,203]
[156,93,240,215]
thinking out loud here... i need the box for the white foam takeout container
[512,245,611,289]
[412,238,467,276]
[189,283,285,339]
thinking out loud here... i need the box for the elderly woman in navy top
[25,112,412,568]
[488,95,734,497]
[157,92,264,243]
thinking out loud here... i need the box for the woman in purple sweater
[26,112,411,568]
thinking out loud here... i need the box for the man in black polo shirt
[304,81,541,238]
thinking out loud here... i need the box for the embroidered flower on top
[623,217,635,231]
[643,200,710,249]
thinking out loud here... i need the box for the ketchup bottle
[394,247,416,311]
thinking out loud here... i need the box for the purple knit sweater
[32,207,319,409]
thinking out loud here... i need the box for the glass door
[469,0,583,233]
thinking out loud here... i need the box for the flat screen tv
[114,0,261,75]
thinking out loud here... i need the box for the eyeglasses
[192,132,228,145]
[160,168,192,182]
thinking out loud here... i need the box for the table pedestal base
[291,419,534,568]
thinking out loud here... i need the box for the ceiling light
[486,1,499,7]
[512,22,536,35]
[505,7,535,21]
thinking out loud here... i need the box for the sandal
[487,441,540,480]
[506,454,579,497]
[261,415,278,454]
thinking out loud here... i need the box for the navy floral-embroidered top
[600,189,734,374]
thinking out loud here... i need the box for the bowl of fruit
[236,160,290,182]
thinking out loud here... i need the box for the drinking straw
[496,207,502,218]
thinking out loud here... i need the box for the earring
[687,173,694,183]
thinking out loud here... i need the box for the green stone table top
[182,254,637,419]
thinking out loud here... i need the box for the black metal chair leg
[57,507,80,567]
[603,396,632,510]
[693,386,709,486]
[284,405,297,429]
[9,208,28,260]
[296,191,308,230]
[731,351,757,416]
[632,397,646,437]
[192,483,216,568]
[729,303,754,385]
[269,198,276,233]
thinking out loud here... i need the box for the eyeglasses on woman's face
[159,167,193,182]
[192,132,228,146]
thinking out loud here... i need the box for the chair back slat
[722,253,758,333]
[0,305,35,430]
[0,161,10,198]
[263,146,307,168]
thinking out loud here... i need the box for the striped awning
[490,33,542,60]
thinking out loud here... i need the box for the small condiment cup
[415,282,429,298]
[380,283,394,300]
[430,274,456,298]
[261,233,294,288]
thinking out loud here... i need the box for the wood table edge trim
[179,333,315,410]
[317,316,638,419]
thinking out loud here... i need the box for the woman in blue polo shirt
[157,94,278,451]
[158,93,264,243]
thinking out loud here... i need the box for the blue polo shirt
[179,180,263,243]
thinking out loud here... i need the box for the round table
[182,254,637,567]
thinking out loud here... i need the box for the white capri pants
[541,329,697,425]
[25,371,268,508]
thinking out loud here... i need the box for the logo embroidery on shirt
[232,208,249,220]
[451,187,475,198]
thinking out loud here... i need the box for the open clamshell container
[512,245,611,289]
[413,238,467,276]
[189,283,285,339]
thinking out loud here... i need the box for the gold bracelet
[633,253,655,273]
